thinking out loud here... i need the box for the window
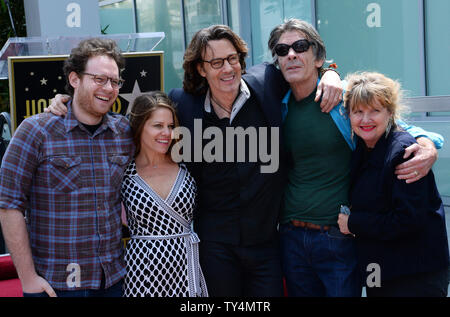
[184,0,223,46]
[425,0,450,96]
[99,0,136,34]
[316,0,424,97]
[134,0,184,91]
[231,0,313,65]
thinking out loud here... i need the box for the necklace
[210,95,232,115]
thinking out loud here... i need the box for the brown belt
[291,220,331,231]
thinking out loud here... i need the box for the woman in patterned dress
[121,91,208,297]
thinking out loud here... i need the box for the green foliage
[0,81,9,113]
[0,0,26,113]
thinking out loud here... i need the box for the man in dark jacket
[168,24,342,296]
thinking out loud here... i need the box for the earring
[385,118,393,138]
[351,128,354,141]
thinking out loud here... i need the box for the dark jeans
[23,279,123,297]
[280,223,362,297]
[199,239,284,297]
[366,267,450,297]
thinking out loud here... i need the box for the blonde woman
[339,72,449,297]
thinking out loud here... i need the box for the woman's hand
[338,213,352,235]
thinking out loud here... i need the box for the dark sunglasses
[274,39,312,57]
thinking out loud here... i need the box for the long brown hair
[128,91,179,156]
[182,24,248,95]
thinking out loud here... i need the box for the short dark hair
[268,18,326,68]
[182,24,248,95]
[63,38,125,96]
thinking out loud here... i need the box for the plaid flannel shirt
[0,104,134,290]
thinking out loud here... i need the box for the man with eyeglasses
[167,24,344,296]
[269,19,442,297]
[0,38,134,297]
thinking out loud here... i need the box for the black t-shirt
[81,122,103,134]
[196,92,284,246]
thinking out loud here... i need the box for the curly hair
[182,25,248,95]
[63,38,125,96]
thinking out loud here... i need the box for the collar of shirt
[356,131,393,168]
[281,78,355,151]
[204,79,251,124]
[64,100,120,135]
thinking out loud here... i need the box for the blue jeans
[23,280,123,297]
[279,223,361,297]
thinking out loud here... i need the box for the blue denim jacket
[281,80,444,150]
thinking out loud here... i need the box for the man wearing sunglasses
[269,19,442,297]
[0,38,134,297]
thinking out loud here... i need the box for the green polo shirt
[281,90,352,225]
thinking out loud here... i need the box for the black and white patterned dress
[121,161,208,297]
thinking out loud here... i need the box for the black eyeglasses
[274,39,312,57]
[81,72,124,89]
[202,53,240,69]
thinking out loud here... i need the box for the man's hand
[22,273,57,297]
[395,137,438,184]
[315,70,343,113]
[45,94,70,116]
[0,209,57,297]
